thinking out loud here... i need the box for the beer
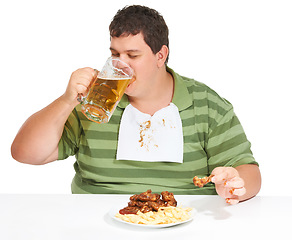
[81,77,131,123]
[80,57,133,123]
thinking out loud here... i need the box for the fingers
[224,176,244,188]
[74,68,97,87]
[211,172,228,184]
[224,186,245,205]
[211,167,239,184]
[224,179,246,205]
[64,67,98,104]
[230,187,246,196]
[75,84,88,96]
[211,167,246,205]
[226,198,239,205]
[223,177,246,197]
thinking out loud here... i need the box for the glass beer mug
[78,57,134,123]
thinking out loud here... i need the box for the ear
[156,45,169,68]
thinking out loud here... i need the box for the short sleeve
[206,107,258,172]
[58,108,82,160]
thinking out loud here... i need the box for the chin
[124,89,134,97]
[124,82,136,96]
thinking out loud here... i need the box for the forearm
[11,95,77,164]
[235,164,261,202]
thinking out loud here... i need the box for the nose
[118,55,130,66]
[112,58,133,78]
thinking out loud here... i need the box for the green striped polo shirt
[58,67,258,194]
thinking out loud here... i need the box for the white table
[0,194,290,240]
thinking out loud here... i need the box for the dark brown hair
[109,5,169,63]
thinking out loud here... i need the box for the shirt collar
[118,66,192,111]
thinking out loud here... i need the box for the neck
[129,69,174,116]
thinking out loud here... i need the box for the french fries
[115,206,193,225]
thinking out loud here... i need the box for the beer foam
[98,77,131,80]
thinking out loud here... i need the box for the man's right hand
[62,67,98,106]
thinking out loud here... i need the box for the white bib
[116,103,183,163]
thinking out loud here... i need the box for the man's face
[110,33,160,98]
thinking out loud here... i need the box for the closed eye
[111,53,120,57]
[128,55,139,59]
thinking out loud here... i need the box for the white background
[1,0,291,195]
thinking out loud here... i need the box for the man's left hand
[211,167,246,205]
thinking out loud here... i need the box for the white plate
[108,205,196,228]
